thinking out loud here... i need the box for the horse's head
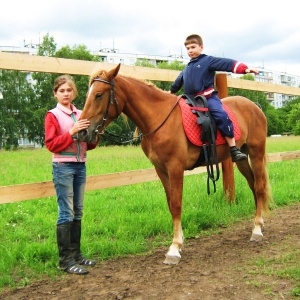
[78,63,121,142]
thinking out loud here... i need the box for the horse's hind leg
[236,146,270,241]
[249,154,271,242]
[236,160,263,241]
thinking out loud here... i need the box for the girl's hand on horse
[69,119,90,136]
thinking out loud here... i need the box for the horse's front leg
[164,217,184,264]
[155,167,184,264]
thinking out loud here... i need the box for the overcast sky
[1,0,300,76]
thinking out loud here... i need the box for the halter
[91,78,119,135]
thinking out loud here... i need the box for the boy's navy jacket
[170,54,247,95]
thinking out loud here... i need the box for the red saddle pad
[179,97,241,146]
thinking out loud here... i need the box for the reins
[142,96,180,137]
[100,95,179,143]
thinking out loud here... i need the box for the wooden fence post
[215,73,235,201]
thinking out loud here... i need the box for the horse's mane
[89,70,108,86]
[89,69,164,92]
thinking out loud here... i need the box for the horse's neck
[118,77,174,134]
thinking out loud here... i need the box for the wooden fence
[1,52,300,95]
[1,151,300,205]
[0,51,300,205]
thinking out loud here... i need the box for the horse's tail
[263,153,273,213]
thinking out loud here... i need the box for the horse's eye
[95,93,103,100]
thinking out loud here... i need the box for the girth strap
[182,94,220,195]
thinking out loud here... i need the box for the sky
[1,0,300,76]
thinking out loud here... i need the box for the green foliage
[273,97,300,135]
[228,75,285,135]
[0,70,35,149]
[158,60,185,71]
[32,35,99,144]
[135,59,185,92]
[135,58,156,68]
[154,60,185,92]
[287,103,300,135]
[55,44,96,61]
[37,33,56,57]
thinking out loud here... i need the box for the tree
[135,59,185,92]
[0,70,34,149]
[277,97,300,134]
[26,36,100,146]
[228,74,283,135]
[154,60,185,92]
[55,45,97,109]
[0,35,56,148]
[25,71,54,146]
[287,103,300,135]
[37,33,56,57]
[27,34,58,146]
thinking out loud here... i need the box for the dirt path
[1,204,300,300]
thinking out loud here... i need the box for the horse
[78,63,272,265]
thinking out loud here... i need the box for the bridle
[91,78,119,135]
[90,77,180,138]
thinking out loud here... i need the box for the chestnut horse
[78,63,272,265]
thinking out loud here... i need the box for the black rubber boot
[230,146,247,162]
[57,222,89,275]
[70,220,96,267]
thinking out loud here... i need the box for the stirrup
[78,257,96,267]
[65,264,89,275]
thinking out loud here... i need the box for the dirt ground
[1,203,300,300]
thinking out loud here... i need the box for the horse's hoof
[163,255,181,265]
[250,233,263,242]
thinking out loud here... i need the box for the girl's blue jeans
[52,162,86,225]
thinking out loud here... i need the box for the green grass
[265,135,300,153]
[0,136,300,291]
[247,247,300,296]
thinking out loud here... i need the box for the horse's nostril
[78,129,88,139]
[81,129,88,136]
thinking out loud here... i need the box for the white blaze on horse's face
[87,83,95,99]
[85,81,109,120]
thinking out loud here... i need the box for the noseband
[91,78,118,135]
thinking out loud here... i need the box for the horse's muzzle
[78,129,96,143]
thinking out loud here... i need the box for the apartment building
[94,47,188,66]
[254,69,300,109]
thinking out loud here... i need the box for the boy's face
[186,43,203,59]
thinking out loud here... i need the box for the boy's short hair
[184,34,203,46]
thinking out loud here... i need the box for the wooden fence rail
[1,150,299,205]
[1,52,300,95]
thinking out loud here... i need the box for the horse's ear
[112,63,121,78]
[107,63,121,80]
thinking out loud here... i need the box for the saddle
[182,94,220,195]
